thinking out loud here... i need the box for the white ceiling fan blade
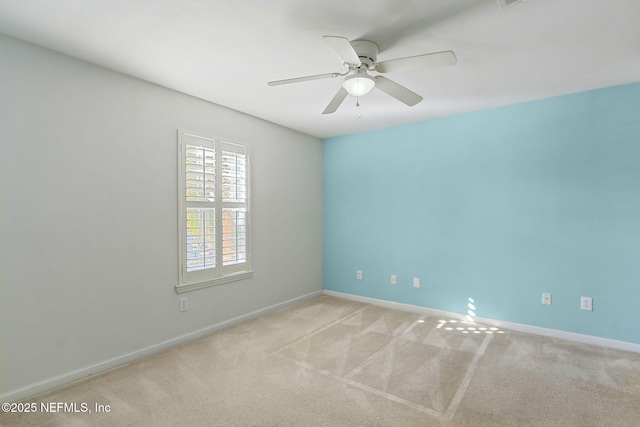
[322,87,349,114]
[268,72,341,86]
[323,36,362,66]
[375,50,456,73]
[373,76,423,106]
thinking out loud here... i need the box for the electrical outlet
[390,275,397,285]
[581,296,593,311]
[413,277,420,288]
[179,297,188,312]
[356,270,363,280]
[542,293,552,305]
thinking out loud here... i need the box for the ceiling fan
[267,36,457,114]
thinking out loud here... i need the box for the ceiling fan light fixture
[342,70,375,97]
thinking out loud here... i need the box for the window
[177,130,251,293]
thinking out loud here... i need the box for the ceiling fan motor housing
[350,40,379,69]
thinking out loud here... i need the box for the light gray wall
[0,35,322,399]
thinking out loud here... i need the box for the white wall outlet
[356,270,363,280]
[581,296,593,311]
[413,277,420,288]
[179,297,188,312]
[542,293,552,305]
[390,275,397,285]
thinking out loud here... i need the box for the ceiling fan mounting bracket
[350,40,379,69]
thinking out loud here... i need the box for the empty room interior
[1,0,640,426]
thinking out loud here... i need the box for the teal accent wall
[323,82,640,344]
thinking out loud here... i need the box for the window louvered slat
[222,208,247,266]
[186,145,215,202]
[186,208,216,272]
[222,150,247,203]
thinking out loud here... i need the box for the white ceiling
[1,0,639,139]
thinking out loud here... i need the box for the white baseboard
[323,290,640,354]
[2,290,323,403]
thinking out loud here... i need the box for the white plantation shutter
[220,143,248,272]
[185,142,216,272]
[178,131,251,291]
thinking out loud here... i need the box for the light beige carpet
[3,295,640,426]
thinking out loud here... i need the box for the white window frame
[176,129,252,293]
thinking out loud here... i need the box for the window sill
[175,271,253,294]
